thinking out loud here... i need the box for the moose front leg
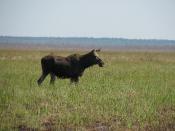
[70,77,79,84]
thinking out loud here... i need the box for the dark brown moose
[37,49,104,85]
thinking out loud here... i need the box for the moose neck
[80,53,96,69]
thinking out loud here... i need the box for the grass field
[0,49,175,130]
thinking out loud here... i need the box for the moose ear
[95,49,101,52]
[91,49,95,52]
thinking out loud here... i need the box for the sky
[0,0,175,40]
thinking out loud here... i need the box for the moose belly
[53,66,79,79]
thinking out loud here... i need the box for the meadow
[0,49,175,130]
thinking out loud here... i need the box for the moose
[37,49,104,85]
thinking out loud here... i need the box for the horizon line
[0,35,175,41]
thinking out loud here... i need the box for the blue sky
[0,0,175,39]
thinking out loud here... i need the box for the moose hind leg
[70,77,79,84]
[50,73,56,85]
[37,73,48,86]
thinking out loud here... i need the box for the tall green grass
[0,50,175,130]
